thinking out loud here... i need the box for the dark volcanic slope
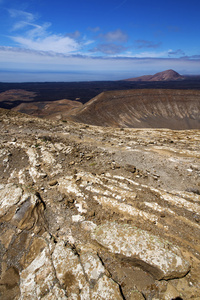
[69,89,200,129]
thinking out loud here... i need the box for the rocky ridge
[0,108,200,299]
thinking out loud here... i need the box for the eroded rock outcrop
[0,108,200,299]
[0,184,46,299]
[92,222,190,280]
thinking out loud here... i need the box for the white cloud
[8,9,81,54]
[135,40,162,49]
[12,35,80,53]
[7,9,129,56]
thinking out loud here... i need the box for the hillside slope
[69,89,200,129]
[12,98,83,120]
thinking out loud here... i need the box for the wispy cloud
[88,27,100,33]
[115,0,128,9]
[168,49,185,56]
[8,9,35,21]
[24,22,52,39]
[8,9,36,31]
[180,55,200,59]
[132,50,170,58]
[98,29,128,43]
[66,31,81,39]
[90,43,127,55]
[135,40,162,49]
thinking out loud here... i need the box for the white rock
[92,222,190,280]
[0,183,23,218]
[20,248,56,299]
[92,275,123,300]
[80,252,105,281]
[52,241,89,297]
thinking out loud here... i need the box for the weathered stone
[92,275,123,300]
[129,290,145,300]
[194,215,200,223]
[163,283,180,300]
[0,183,23,220]
[88,210,95,217]
[5,231,31,266]
[48,179,58,186]
[0,184,45,232]
[92,222,190,280]
[52,241,89,296]
[11,192,45,231]
[124,164,136,173]
[0,227,16,249]
[0,267,20,300]
[20,237,47,268]
[80,251,105,282]
[41,284,67,300]
[20,248,58,299]
[85,153,93,160]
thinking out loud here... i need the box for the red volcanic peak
[124,69,185,81]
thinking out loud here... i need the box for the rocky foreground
[0,108,200,299]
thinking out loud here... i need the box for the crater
[69,89,200,129]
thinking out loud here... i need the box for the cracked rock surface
[0,108,200,299]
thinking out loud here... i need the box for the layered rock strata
[0,108,200,299]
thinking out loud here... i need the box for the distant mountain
[124,69,185,81]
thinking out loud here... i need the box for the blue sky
[0,0,200,81]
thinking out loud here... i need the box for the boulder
[92,222,190,280]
